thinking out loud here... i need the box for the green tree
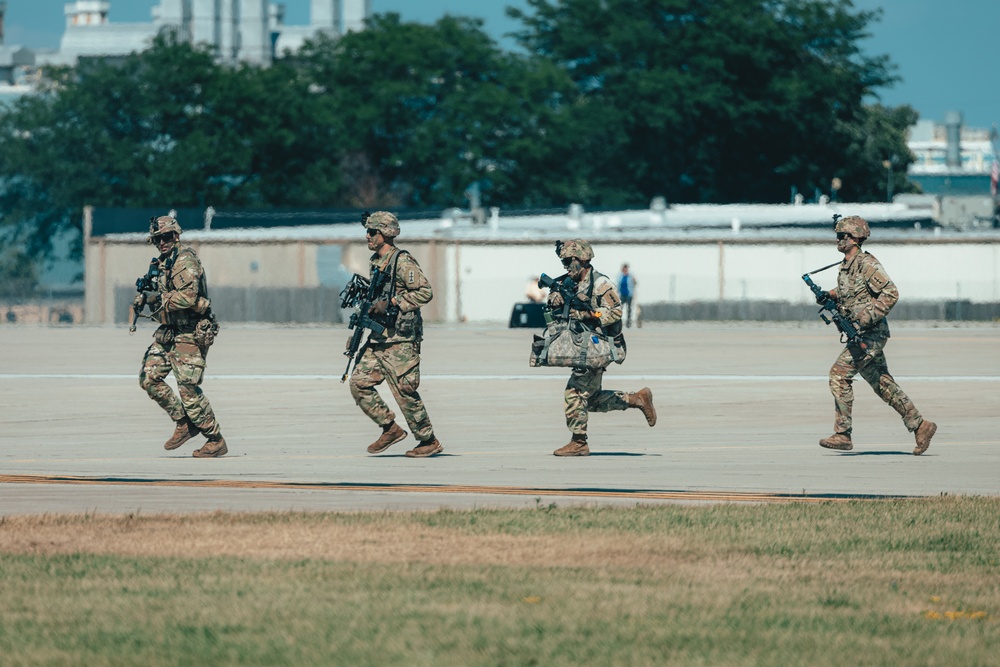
[508,0,914,204]
[0,245,39,301]
[0,35,341,260]
[837,103,920,202]
[295,13,580,209]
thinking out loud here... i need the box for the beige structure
[83,206,1000,325]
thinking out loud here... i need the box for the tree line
[0,0,918,267]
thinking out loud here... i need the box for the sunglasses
[366,228,380,237]
[561,258,575,267]
[152,234,174,243]
[836,232,853,240]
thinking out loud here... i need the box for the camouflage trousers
[350,342,434,441]
[828,335,921,436]
[139,330,221,437]
[565,367,630,436]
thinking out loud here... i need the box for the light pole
[883,155,897,203]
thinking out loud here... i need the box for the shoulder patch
[860,255,890,294]
[868,269,890,294]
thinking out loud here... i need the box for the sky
[3,0,998,129]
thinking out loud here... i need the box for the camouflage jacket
[368,247,432,344]
[155,244,210,330]
[836,251,897,337]
[572,268,623,330]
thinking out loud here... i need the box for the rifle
[537,273,601,322]
[339,269,392,382]
[129,257,161,334]
[802,266,868,361]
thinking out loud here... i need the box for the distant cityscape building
[28,0,371,68]
[906,113,998,196]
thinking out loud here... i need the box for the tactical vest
[577,269,623,337]
[369,248,424,343]
[158,246,209,331]
[836,252,891,337]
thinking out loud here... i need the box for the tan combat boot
[628,387,657,427]
[405,437,443,458]
[554,435,589,457]
[368,422,408,454]
[193,435,228,458]
[164,417,200,451]
[913,420,937,456]
[819,434,853,451]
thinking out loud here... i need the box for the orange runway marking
[0,475,917,504]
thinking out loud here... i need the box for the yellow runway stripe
[0,474,915,504]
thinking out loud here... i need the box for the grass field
[2,497,998,666]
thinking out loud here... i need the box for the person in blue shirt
[616,263,638,328]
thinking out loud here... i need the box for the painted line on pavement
[0,474,917,504]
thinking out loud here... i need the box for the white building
[36,0,371,67]
[907,115,997,176]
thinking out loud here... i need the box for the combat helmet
[148,215,182,243]
[556,239,594,261]
[364,211,400,238]
[835,215,870,241]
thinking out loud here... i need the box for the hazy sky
[4,0,997,129]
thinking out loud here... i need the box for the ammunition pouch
[153,326,176,348]
[530,320,623,369]
[193,314,220,349]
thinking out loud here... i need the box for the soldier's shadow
[838,451,914,456]
[376,453,460,458]
[589,452,656,457]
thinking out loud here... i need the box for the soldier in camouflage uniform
[548,239,657,456]
[349,211,443,458]
[818,215,936,455]
[136,216,227,458]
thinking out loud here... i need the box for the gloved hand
[369,299,389,316]
[816,289,834,306]
[548,292,564,308]
[569,309,588,320]
[142,290,161,309]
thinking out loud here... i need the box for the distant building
[0,1,36,105]
[907,112,998,196]
[33,0,371,68]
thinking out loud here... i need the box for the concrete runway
[1,322,998,514]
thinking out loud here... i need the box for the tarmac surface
[1,322,998,515]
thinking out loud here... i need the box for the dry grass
[0,511,703,568]
[1,498,999,666]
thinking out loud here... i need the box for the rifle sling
[384,248,412,302]
[806,260,841,276]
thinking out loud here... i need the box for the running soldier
[136,215,226,458]
[349,211,442,458]
[549,239,657,456]
[817,215,937,455]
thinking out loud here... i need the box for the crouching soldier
[136,215,226,458]
[550,239,657,456]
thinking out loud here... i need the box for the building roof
[98,202,949,245]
